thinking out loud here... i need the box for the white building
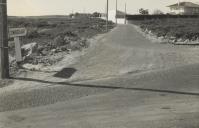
[101,10,126,24]
[167,2,199,15]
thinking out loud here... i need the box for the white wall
[101,10,125,24]
[117,18,125,24]
[169,7,185,14]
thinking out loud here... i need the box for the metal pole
[178,0,180,14]
[106,0,109,31]
[125,3,127,24]
[0,0,9,79]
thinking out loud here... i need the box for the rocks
[54,35,65,46]
[21,42,38,57]
[8,17,114,74]
[9,55,19,75]
[157,36,165,41]
[169,36,176,40]
[60,46,69,52]
[70,41,79,49]
[177,38,184,42]
[13,27,91,72]
[184,39,190,44]
[41,49,49,56]
[53,31,79,47]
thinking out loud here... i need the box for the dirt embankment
[8,16,115,75]
[130,18,199,45]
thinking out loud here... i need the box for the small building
[167,2,199,15]
[101,10,127,24]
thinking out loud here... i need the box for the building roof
[167,2,199,8]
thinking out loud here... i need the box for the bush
[132,18,199,41]
[139,8,149,15]
[27,30,40,39]
[92,12,101,18]
[53,35,65,46]
[36,21,49,27]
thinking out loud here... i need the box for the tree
[139,8,149,15]
[69,13,74,18]
[74,12,80,17]
[92,12,101,18]
[153,9,164,15]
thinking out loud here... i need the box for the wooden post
[0,0,9,79]
[14,37,23,62]
[9,28,27,64]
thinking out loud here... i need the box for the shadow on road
[53,68,77,79]
[11,77,199,96]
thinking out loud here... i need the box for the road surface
[0,25,199,128]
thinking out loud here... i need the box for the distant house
[167,2,199,15]
[101,10,127,24]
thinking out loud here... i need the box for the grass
[8,16,115,55]
[8,16,114,45]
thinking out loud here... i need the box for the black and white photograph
[0,0,199,127]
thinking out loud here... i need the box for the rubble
[21,42,38,57]
[8,17,115,72]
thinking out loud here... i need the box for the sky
[7,0,199,16]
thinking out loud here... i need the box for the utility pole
[115,0,118,25]
[106,0,109,31]
[0,0,9,79]
[125,3,127,24]
[178,0,180,14]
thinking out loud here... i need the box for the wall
[101,10,126,24]
[184,7,199,15]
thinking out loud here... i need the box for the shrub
[36,20,49,28]
[53,35,65,46]
[27,30,40,39]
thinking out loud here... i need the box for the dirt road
[0,25,199,128]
